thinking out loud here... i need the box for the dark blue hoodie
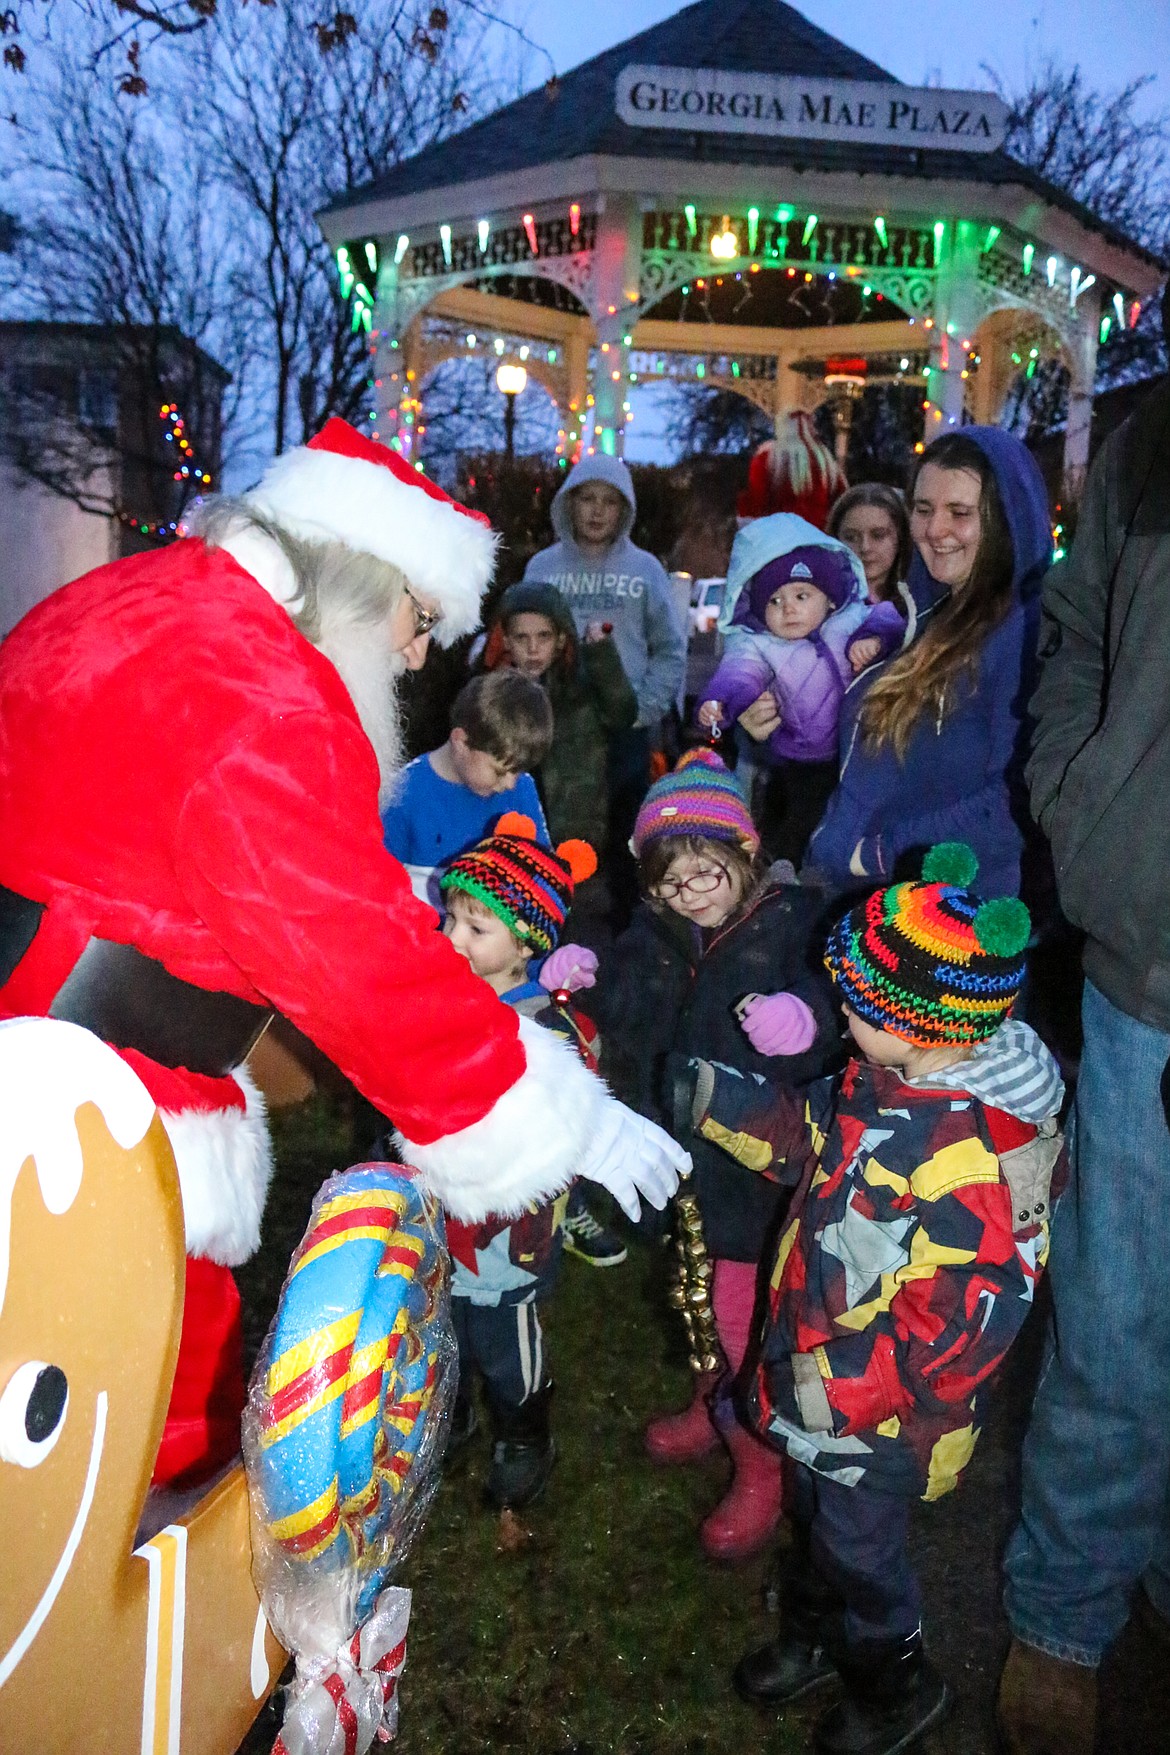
[806,427,1052,899]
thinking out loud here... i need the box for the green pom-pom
[921,841,979,888]
[973,896,1031,959]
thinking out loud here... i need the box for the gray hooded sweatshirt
[524,454,686,726]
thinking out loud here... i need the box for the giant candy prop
[0,1017,286,1755]
[243,1164,455,1755]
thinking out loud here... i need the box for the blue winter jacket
[806,428,1052,900]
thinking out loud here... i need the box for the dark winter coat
[584,874,838,1260]
[693,1026,1064,1498]
[1026,378,1170,1029]
[483,581,638,852]
[807,428,1053,900]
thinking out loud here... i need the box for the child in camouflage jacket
[690,843,1065,1755]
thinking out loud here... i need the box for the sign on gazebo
[616,65,1009,153]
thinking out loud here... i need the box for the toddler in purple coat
[697,514,905,862]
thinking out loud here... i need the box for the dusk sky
[522,0,1168,118]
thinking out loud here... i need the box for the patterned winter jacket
[692,1019,1064,1499]
[445,981,600,1307]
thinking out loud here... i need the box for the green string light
[364,240,378,274]
[802,213,818,245]
[394,234,410,265]
[932,220,946,263]
[747,207,759,252]
[684,204,698,239]
[982,225,1001,253]
[873,216,888,248]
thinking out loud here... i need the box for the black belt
[0,885,272,1079]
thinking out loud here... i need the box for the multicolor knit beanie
[631,748,760,856]
[824,842,1032,1047]
[439,813,597,955]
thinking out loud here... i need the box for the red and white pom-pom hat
[243,416,496,641]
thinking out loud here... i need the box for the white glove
[577,1096,690,1222]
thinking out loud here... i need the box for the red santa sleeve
[173,708,607,1220]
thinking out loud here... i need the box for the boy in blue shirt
[381,671,552,891]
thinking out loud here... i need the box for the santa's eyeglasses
[405,587,442,638]
[651,866,728,901]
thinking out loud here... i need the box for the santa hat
[243,418,496,641]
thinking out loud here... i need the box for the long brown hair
[859,436,1014,759]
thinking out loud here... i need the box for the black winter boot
[813,1632,950,1755]
[484,1385,556,1510]
[734,1577,841,1707]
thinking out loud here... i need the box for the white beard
[315,615,407,807]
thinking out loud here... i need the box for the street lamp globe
[496,362,528,396]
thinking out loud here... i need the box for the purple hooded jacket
[700,516,905,763]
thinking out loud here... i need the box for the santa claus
[0,418,686,1488]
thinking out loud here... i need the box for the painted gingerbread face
[0,1022,161,1686]
[0,1020,283,1753]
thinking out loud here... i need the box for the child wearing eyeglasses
[577,749,837,1561]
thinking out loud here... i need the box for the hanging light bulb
[477,218,490,252]
[710,217,738,261]
[522,212,539,254]
[873,216,888,248]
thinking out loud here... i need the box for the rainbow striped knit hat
[631,748,759,856]
[440,813,597,956]
[825,843,1031,1047]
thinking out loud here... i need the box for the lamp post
[495,361,527,460]
[823,357,867,467]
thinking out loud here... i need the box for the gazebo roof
[322,0,1161,271]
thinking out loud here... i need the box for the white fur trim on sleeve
[394,1014,607,1223]
[245,447,496,641]
[161,1069,274,1267]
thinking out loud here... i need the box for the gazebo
[318,0,1164,500]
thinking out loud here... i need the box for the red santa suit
[0,422,614,1487]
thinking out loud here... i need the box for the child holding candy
[697,514,905,864]
[687,844,1064,1751]
[580,749,838,1560]
[437,813,600,1511]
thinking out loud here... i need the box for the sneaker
[484,1437,557,1510]
[563,1206,627,1267]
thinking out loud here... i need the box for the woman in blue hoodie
[803,428,1052,900]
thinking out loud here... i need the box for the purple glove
[539,944,598,994]
[739,992,818,1056]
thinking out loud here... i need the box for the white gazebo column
[587,196,642,457]
[923,220,983,441]
[1062,287,1101,506]
[371,252,417,459]
[565,328,590,463]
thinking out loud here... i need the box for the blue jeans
[1004,978,1170,1664]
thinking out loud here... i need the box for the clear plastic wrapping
[243,1162,455,1752]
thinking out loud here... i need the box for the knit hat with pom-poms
[631,748,760,857]
[440,812,597,956]
[824,841,1032,1046]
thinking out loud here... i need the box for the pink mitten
[739,992,817,1056]
[539,944,599,993]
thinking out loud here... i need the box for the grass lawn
[236,1094,1169,1755]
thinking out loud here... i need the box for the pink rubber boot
[700,1418,785,1562]
[644,1372,721,1465]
